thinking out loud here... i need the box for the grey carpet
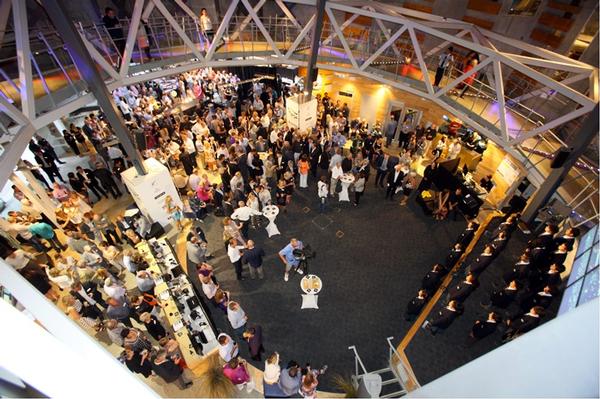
[187,178,466,391]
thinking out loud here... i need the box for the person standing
[353,171,366,206]
[151,350,193,389]
[241,240,266,280]
[28,221,65,252]
[227,238,246,280]
[227,301,248,339]
[217,332,239,362]
[222,358,253,393]
[103,7,126,56]
[231,201,262,240]
[374,152,390,188]
[385,116,397,147]
[199,8,214,50]
[317,176,328,213]
[93,162,122,199]
[385,164,404,201]
[434,46,454,87]
[242,325,264,361]
[33,149,64,183]
[76,166,108,201]
[298,154,310,188]
[330,162,343,196]
[278,238,304,282]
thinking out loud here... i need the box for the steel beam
[42,0,147,175]
[305,0,326,95]
[12,0,35,119]
[521,104,599,225]
[120,0,145,77]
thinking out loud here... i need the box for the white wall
[408,298,600,398]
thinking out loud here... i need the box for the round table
[262,205,281,237]
[300,274,323,294]
[338,174,355,202]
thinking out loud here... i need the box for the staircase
[348,337,420,398]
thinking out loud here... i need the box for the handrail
[348,345,369,377]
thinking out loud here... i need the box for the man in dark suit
[470,312,500,341]
[242,325,264,361]
[482,280,519,309]
[426,300,462,335]
[385,164,404,200]
[422,264,447,293]
[503,306,543,341]
[554,227,579,251]
[447,273,479,303]
[468,245,495,276]
[445,243,464,269]
[374,152,390,187]
[405,290,428,321]
[70,281,107,310]
[33,149,64,183]
[456,221,479,248]
[76,166,108,201]
[503,254,531,284]
[93,162,122,199]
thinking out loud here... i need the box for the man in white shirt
[218,333,239,362]
[227,301,248,338]
[104,278,127,300]
[318,176,328,213]
[227,238,246,280]
[188,171,201,191]
[330,162,344,196]
[434,46,454,87]
[231,201,262,239]
[4,249,34,270]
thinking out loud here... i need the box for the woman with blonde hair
[223,217,245,246]
[263,352,281,385]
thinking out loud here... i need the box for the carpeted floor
[188,178,467,391]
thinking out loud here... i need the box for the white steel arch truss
[0,0,597,181]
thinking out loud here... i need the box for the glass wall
[558,225,599,314]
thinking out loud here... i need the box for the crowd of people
[405,213,576,343]
[2,45,578,394]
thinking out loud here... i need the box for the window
[508,0,542,16]
[558,225,600,315]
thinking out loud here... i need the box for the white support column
[141,1,155,20]
[119,0,145,77]
[510,104,595,145]
[173,0,199,21]
[205,0,239,61]
[285,15,315,58]
[360,26,406,71]
[511,73,590,103]
[150,0,205,61]
[365,6,402,59]
[275,0,301,28]
[424,30,469,58]
[229,0,266,42]
[240,0,282,57]
[322,12,359,46]
[408,26,434,95]
[493,60,509,141]
[0,262,159,398]
[324,5,358,69]
[78,35,121,81]
[12,0,35,119]
[0,95,28,125]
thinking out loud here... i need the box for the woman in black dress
[140,312,167,341]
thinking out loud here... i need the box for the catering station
[137,237,218,369]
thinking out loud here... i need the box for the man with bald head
[242,240,266,280]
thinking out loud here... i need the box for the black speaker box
[550,147,571,168]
